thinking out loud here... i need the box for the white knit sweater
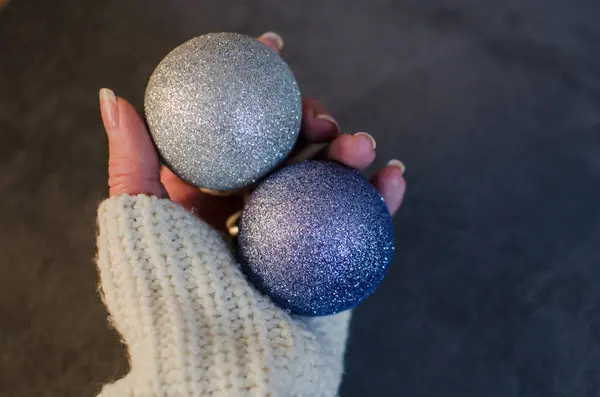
[96,195,350,397]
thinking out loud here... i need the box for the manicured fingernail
[354,132,376,150]
[387,159,406,175]
[259,31,284,51]
[99,88,118,129]
[316,114,340,132]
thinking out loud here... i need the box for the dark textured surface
[0,0,599,396]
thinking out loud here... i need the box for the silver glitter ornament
[238,160,395,316]
[145,33,302,191]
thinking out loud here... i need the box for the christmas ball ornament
[238,160,395,316]
[144,32,302,191]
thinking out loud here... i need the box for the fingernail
[354,132,377,150]
[259,31,284,51]
[387,159,406,175]
[99,88,118,129]
[316,114,340,132]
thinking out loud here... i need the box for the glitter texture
[238,160,395,316]
[144,33,302,190]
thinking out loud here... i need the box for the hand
[97,33,407,396]
[99,32,406,231]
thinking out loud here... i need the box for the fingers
[285,98,341,163]
[160,167,204,211]
[301,98,340,142]
[160,167,244,232]
[99,88,167,198]
[257,31,284,53]
[324,132,377,169]
[323,133,406,215]
[371,160,406,215]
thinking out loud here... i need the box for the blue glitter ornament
[238,160,395,316]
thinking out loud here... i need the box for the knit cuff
[97,195,273,396]
[96,194,350,397]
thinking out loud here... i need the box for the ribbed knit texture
[96,195,350,397]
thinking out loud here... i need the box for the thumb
[99,88,167,198]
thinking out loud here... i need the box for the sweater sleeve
[96,194,350,397]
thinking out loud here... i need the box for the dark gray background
[1,0,599,396]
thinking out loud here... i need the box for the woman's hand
[96,32,407,396]
[99,32,406,231]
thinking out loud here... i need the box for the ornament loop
[226,210,242,237]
